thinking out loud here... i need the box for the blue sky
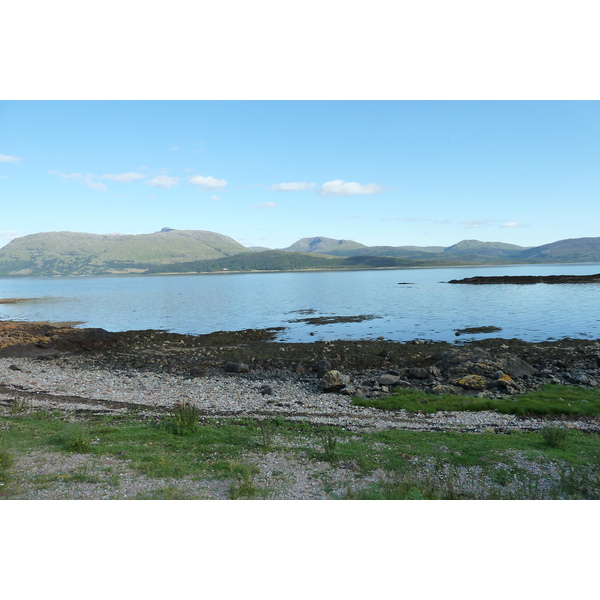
[1,100,599,250]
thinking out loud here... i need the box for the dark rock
[190,366,206,377]
[406,367,430,379]
[259,384,274,395]
[225,362,250,373]
[496,356,535,379]
[314,359,332,377]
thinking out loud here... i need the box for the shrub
[171,401,201,435]
[257,419,274,449]
[321,432,339,463]
[228,461,262,499]
[541,426,569,449]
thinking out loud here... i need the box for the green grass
[0,438,14,494]
[1,410,599,499]
[352,384,600,417]
[169,401,201,435]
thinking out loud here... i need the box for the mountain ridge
[1,230,599,276]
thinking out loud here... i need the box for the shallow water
[1,262,599,342]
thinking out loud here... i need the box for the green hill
[144,250,343,273]
[284,237,367,256]
[0,229,249,276]
[2,230,600,277]
[519,237,600,262]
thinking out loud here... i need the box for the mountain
[518,237,600,262]
[0,229,249,276]
[283,237,367,255]
[2,230,600,277]
[443,240,529,260]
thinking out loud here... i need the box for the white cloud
[85,177,108,191]
[0,230,20,241]
[146,175,179,189]
[100,172,145,182]
[317,180,384,197]
[501,221,525,228]
[189,175,227,191]
[461,219,493,229]
[0,154,20,163]
[48,170,107,191]
[210,195,221,201]
[254,202,277,209]
[387,216,430,222]
[270,182,316,192]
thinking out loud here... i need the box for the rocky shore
[1,320,600,432]
[448,273,600,284]
[2,321,600,500]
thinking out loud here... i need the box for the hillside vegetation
[1,230,600,277]
[0,230,248,276]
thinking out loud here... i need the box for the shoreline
[3,259,600,279]
[1,320,600,429]
[2,321,599,500]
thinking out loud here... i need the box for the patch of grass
[257,419,275,449]
[227,461,267,499]
[554,467,599,499]
[169,401,201,435]
[10,398,33,415]
[540,426,569,449]
[352,384,600,417]
[2,408,599,499]
[342,480,428,500]
[135,486,206,500]
[0,438,14,493]
[53,424,93,453]
[321,432,339,463]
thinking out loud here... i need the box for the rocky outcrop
[448,274,600,284]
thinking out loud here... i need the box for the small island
[447,273,600,284]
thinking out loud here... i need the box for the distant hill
[0,229,248,276]
[2,230,600,277]
[143,251,447,274]
[518,237,600,262]
[284,237,367,255]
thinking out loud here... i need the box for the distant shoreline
[4,260,600,279]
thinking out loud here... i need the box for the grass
[53,424,93,453]
[0,438,13,494]
[541,426,569,449]
[169,401,201,435]
[352,384,600,417]
[0,409,599,499]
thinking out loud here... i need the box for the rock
[377,373,400,386]
[321,370,350,392]
[451,374,488,390]
[314,359,332,376]
[496,356,535,379]
[489,373,516,390]
[190,366,206,377]
[406,367,430,379]
[225,362,250,373]
[259,384,274,395]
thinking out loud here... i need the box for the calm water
[1,263,599,343]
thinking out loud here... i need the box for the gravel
[1,356,598,433]
[2,356,598,500]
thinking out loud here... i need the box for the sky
[1,100,599,251]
